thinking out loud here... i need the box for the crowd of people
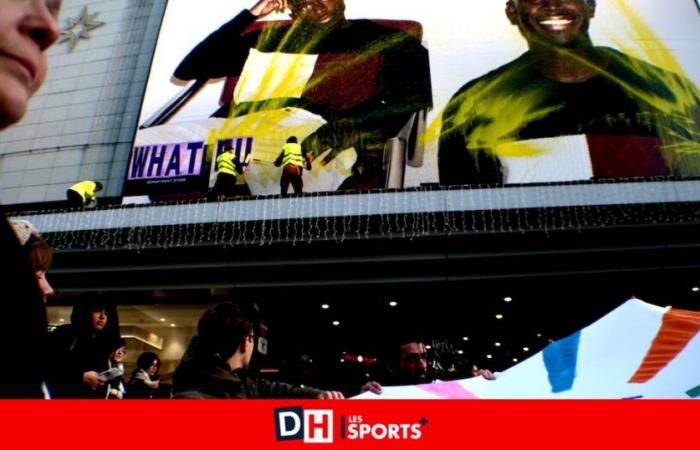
[4,0,694,398]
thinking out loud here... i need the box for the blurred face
[113,346,126,363]
[242,334,255,368]
[398,342,428,383]
[90,309,108,332]
[290,0,345,25]
[147,359,159,376]
[35,270,53,303]
[0,0,61,130]
[507,0,595,47]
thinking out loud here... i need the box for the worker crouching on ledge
[66,180,103,209]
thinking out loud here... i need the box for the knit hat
[9,219,41,247]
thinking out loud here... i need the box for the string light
[14,181,699,252]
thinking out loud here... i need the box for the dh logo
[274,407,333,443]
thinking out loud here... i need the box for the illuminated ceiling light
[457,350,464,355]
[486,354,493,359]
[512,358,519,363]
[523,347,530,352]
[357,355,364,363]
[462,336,469,341]
[340,358,345,363]
[504,297,512,302]
[332,321,340,326]
[308,359,313,364]
[425,345,432,350]
[536,333,543,338]
[495,314,504,320]
[321,304,330,310]
[389,301,398,307]
[59,318,65,323]
[159,318,166,322]
[692,287,699,292]
[494,342,501,347]
[170,323,176,327]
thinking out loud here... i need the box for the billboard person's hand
[250,0,289,18]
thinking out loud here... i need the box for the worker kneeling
[66,180,103,209]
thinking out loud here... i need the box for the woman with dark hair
[46,300,122,398]
[127,352,161,398]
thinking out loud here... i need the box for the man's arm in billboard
[173,0,287,82]
[302,25,433,162]
[438,82,503,186]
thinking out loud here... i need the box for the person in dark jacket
[0,0,61,399]
[127,352,162,399]
[46,299,121,398]
[173,302,344,399]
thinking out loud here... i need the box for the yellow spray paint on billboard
[430,0,700,178]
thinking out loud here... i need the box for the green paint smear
[686,385,700,398]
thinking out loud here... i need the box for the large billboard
[128,0,700,198]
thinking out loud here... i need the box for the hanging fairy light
[12,179,699,252]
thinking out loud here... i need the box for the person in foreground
[0,0,62,398]
[173,302,344,399]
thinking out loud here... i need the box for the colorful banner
[355,299,700,399]
[130,0,700,197]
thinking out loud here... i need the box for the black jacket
[0,215,47,398]
[46,324,114,398]
[173,337,323,399]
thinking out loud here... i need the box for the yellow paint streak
[431,0,700,174]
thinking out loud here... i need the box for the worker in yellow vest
[66,180,103,208]
[274,136,312,196]
[210,142,249,200]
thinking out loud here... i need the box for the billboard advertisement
[128,0,700,198]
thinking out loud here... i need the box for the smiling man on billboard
[438,0,700,186]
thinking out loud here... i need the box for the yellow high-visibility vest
[69,180,98,203]
[282,143,305,168]
[217,151,239,176]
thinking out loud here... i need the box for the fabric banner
[355,299,700,399]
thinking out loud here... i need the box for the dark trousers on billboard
[210,172,237,200]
